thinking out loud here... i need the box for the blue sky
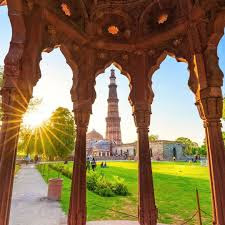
[0,6,225,144]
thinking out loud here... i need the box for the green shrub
[112,176,128,196]
[87,171,98,191]
[95,175,114,197]
[96,186,114,197]
[38,163,129,197]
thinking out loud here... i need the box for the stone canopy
[0,1,225,225]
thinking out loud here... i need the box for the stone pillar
[65,46,96,225]
[133,105,157,225]
[196,94,225,225]
[187,22,225,224]
[0,32,27,225]
[0,114,22,225]
[0,44,30,225]
[68,109,91,225]
[129,53,157,225]
[0,3,44,223]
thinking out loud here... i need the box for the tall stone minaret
[105,69,122,145]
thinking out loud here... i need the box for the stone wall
[149,141,186,161]
[149,142,164,160]
[163,142,186,161]
[112,143,136,157]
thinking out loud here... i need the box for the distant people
[91,158,96,171]
[100,162,104,168]
[104,161,107,168]
[34,155,39,164]
[195,155,198,161]
[25,155,30,165]
[64,160,68,164]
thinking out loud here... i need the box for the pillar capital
[196,95,223,122]
[133,103,151,130]
[73,108,91,132]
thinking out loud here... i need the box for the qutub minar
[105,69,122,145]
[86,69,185,161]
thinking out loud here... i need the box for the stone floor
[10,164,165,225]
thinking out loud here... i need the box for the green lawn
[37,161,212,224]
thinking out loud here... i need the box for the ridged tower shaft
[105,69,122,145]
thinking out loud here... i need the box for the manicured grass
[37,162,212,224]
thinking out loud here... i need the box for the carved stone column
[188,23,225,223]
[196,92,225,225]
[133,105,157,225]
[0,43,29,225]
[129,53,157,225]
[0,104,23,225]
[65,46,96,225]
[68,108,91,225]
[0,3,44,224]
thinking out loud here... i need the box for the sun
[22,111,48,128]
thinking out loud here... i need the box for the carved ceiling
[1,0,225,52]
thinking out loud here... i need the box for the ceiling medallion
[61,3,71,16]
[158,13,168,24]
[108,26,119,35]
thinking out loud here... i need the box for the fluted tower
[105,69,122,145]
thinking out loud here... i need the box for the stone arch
[147,50,193,98]
[148,50,188,77]
[94,61,131,81]
[60,44,79,84]
[94,60,133,106]
[207,9,225,49]
[203,10,225,90]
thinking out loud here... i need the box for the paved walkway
[9,164,65,225]
[10,165,165,225]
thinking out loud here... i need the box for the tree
[18,97,43,155]
[47,107,75,159]
[18,107,75,160]
[149,134,159,141]
[176,137,197,155]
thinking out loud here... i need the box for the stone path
[9,164,65,225]
[10,164,165,225]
